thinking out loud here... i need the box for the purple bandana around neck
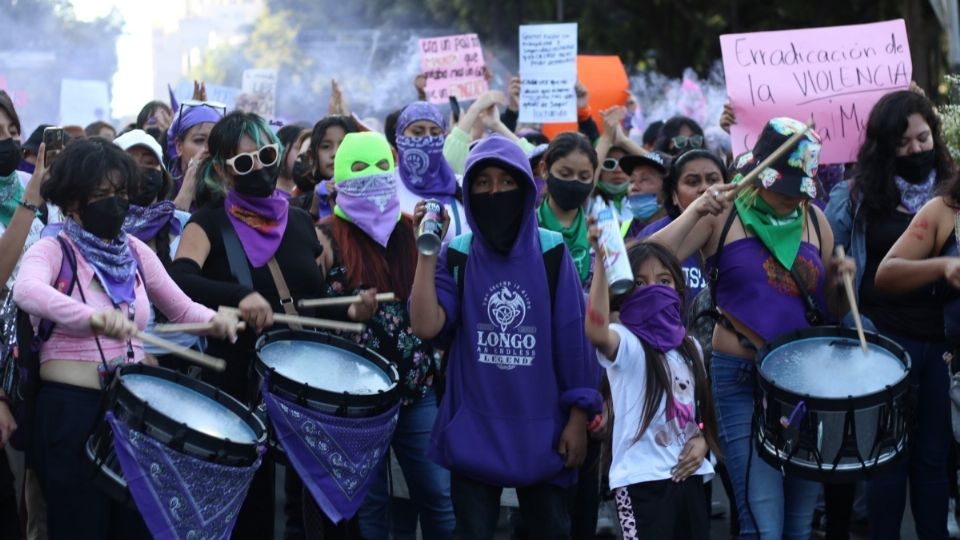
[333,172,401,248]
[224,189,289,268]
[123,201,182,243]
[166,105,223,177]
[262,380,399,523]
[395,102,457,198]
[894,170,936,214]
[62,218,138,306]
[105,411,262,540]
[618,285,686,353]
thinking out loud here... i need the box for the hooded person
[394,101,470,242]
[410,134,602,537]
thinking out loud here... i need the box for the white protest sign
[59,79,111,126]
[240,69,278,119]
[518,23,578,123]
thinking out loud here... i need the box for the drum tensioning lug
[168,424,189,454]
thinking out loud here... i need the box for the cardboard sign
[720,20,912,164]
[240,69,278,119]
[518,23,578,123]
[419,33,488,104]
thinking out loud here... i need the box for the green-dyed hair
[195,111,283,206]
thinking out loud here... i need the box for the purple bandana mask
[618,284,686,353]
[395,134,457,197]
[894,170,936,214]
[333,172,401,248]
[123,201,182,243]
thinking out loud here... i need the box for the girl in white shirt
[586,239,719,540]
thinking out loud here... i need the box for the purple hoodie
[429,135,601,488]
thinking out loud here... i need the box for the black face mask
[233,165,279,197]
[292,159,319,193]
[131,169,164,206]
[471,188,526,255]
[894,149,936,184]
[80,196,130,239]
[546,176,593,211]
[0,139,22,177]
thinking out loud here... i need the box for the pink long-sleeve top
[13,234,216,364]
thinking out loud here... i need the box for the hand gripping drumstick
[298,292,396,309]
[725,118,816,202]
[217,306,366,333]
[835,246,869,353]
[90,313,227,372]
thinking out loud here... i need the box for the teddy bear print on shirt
[654,355,697,447]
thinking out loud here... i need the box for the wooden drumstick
[217,306,365,333]
[152,321,247,334]
[835,246,868,353]
[90,314,227,372]
[298,293,396,309]
[725,117,816,202]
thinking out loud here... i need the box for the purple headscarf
[394,102,458,198]
[166,104,223,178]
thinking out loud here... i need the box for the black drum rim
[111,364,266,464]
[755,326,911,411]
[255,329,401,414]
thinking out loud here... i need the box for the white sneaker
[949,498,960,539]
[596,499,618,537]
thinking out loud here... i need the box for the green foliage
[940,75,960,162]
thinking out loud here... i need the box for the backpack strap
[537,228,565,307]
[445,233,473,302]
[36,237,79,343]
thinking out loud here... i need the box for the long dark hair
[623,242,720,455]
[662,149,729,219]
[307,116,358,177]
[852,90,955,215]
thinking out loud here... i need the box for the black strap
[218,210,254,289]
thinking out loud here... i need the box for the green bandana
[735,194,803,270]
[0,172,24,228]
[538,202,590,284]
[597,180,629,200]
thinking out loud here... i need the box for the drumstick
[217,306,366,333]
[152,321,247,334]
[90,314,227,372]
[725,117,816,202]
[298,293,396,309]
[835,246,868,353]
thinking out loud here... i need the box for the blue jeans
[867,333,949,540]
[358,390,454,540]
[710,352,820,540]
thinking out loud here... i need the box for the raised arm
[585,219,621,359]
[649,183,736,262]
[0,144,47,286]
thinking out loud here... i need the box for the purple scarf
[105,412,262,540]
[62,218,138,306]
[166,105,223,178]
[618,285,686,353]
[123,201,182,243]
[395,102,458,198]
[262,380,399,523]
[224,189,289,268]
[333,172,401,248]
[894,170,936,214]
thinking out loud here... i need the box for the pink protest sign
[419,33,488,104]
[720,20,912,165]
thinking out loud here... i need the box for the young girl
[585,239,719,540]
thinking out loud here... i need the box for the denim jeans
[710,352,820,539]
[358,390,454,540]
[867,333,949,540]
[451,474,571,540]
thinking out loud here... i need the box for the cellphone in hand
[449,96,461,123]
[42,127,64,163]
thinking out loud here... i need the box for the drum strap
[267,257,303,331]
[218,209,254,290]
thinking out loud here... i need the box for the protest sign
[241,68,278,119]
[419,33,488,104]
[518,23,578,123]
[542,55,628,140]
[720,19,912,164]
[59,79,110,126]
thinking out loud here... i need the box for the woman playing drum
[650,117,854,539]
[13,139,239,540]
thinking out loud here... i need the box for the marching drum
[85,364,267,504]
[255,329,399,418]
[755,326,911,482]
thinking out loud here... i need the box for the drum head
[122,374,258,444]
[259,339,394,395]
[760,332,908,399]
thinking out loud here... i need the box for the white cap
[113,129,165,169]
